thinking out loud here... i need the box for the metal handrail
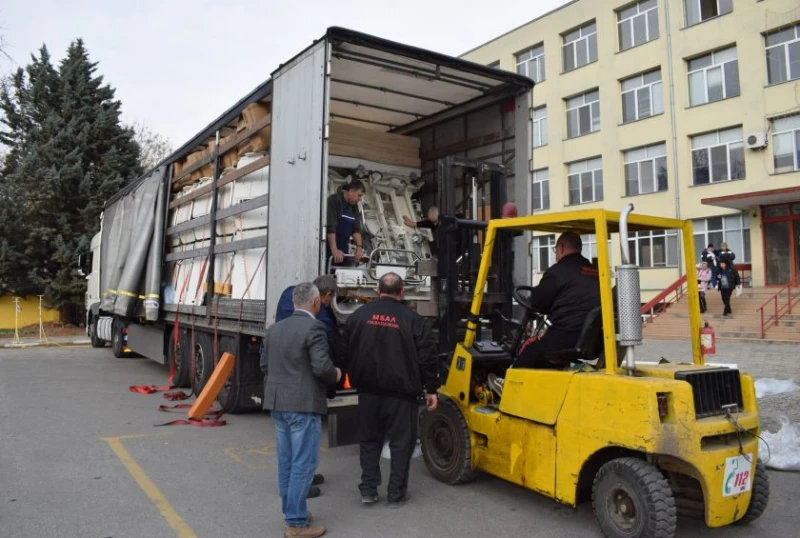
[640,263,752,324]
[757,285,798,338]
[640,274,688,323]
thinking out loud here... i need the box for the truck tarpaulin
[99,167,167,320]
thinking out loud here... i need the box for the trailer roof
[325,27,533,132]
[107,27,534,208]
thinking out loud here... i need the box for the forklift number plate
[722,454,752,497]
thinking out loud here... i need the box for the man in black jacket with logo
[342,272,439,508]
[514,232,600,369]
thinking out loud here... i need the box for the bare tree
[130,121,173,171]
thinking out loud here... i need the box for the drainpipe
[664,0,684,278]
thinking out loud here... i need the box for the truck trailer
[80,27,535,419]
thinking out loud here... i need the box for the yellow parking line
[103,434,197,538]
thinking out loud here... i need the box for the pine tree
[0,40,142,311]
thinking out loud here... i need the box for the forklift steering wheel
[512,285,540,313]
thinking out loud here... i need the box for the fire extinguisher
[700,322,716,355]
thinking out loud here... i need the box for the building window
[688,47,740,106]
[772,114,800,173]
[516,44,545,83]
[691,127,744,185]
[487,60,500,68]
[532,106,548,148]
[621,69,663,123]
[532,234,556,272]
[566,90,600,138]
[562,21,598,72]
[532,169,550,211]
[568,157,603,205]
[624,143,668,196]
[684,0,732,27]
[628,230,679,267]
[581,235,614,266]
[766,24,800,85]
[693,215,751,262]
[618,0,659,51]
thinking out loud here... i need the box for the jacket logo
[368,313,400,329]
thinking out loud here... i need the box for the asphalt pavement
[1,345,798,538]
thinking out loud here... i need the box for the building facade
[462,0,800,296]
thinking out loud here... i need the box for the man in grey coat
[261,282,341,538]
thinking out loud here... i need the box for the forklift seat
[541,306,603,367]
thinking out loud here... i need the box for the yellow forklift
[420,205,769,538]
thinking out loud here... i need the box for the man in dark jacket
[326,180,365,267]
[276,275,340,363]
[261,282,341,538]
[342,272,439,508]
[514,232,600,369]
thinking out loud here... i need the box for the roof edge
[459,0,581,58]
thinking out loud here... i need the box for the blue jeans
[271,411,322,527]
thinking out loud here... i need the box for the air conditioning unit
[746,132,767,149]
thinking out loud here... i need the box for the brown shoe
[284,524,326,538]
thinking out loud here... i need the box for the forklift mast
[435,157,515,355]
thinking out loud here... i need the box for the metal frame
[465,209,702,373]
[436,157,512,355]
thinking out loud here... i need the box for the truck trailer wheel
[167,329,191,389]
[592,457,677,538]
[89,319,104,348]
[420,396,477,485]
[190,331,214,396]
[734,460,770,525]
[215,336,240,412]
[111,320,127,358]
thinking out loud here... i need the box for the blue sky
[2,0,565,145]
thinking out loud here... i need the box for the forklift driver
[513,232,600,369]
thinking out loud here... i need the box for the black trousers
[358,393,418,501]
[514,328,580,369]
[721,288,733,314]
[699,291,707,313]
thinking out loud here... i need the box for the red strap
[158,403,194,412]
[154,417,227,427]
[129,385,160,395]
[129,384,176,395]
[155,405,226,427]
[163,391,191,401]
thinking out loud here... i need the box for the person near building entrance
[512,232,601,369]
[260,282,341,538]
[701,244,719,288]
[326,180,365,268]
[342,272,439,508]
[697,262,712,314]
[717,260,741,316]
[274,275,341,498]
[718,242,736,266]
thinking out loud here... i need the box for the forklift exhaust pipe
[616,204,642,374]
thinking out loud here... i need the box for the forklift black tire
[111,321,126,358]
[420,396,477,485]
[190,331,215,396]
[592,457,677,538]
[89,320,104,348]
[168,329,192,389]
[734,460,770,525]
